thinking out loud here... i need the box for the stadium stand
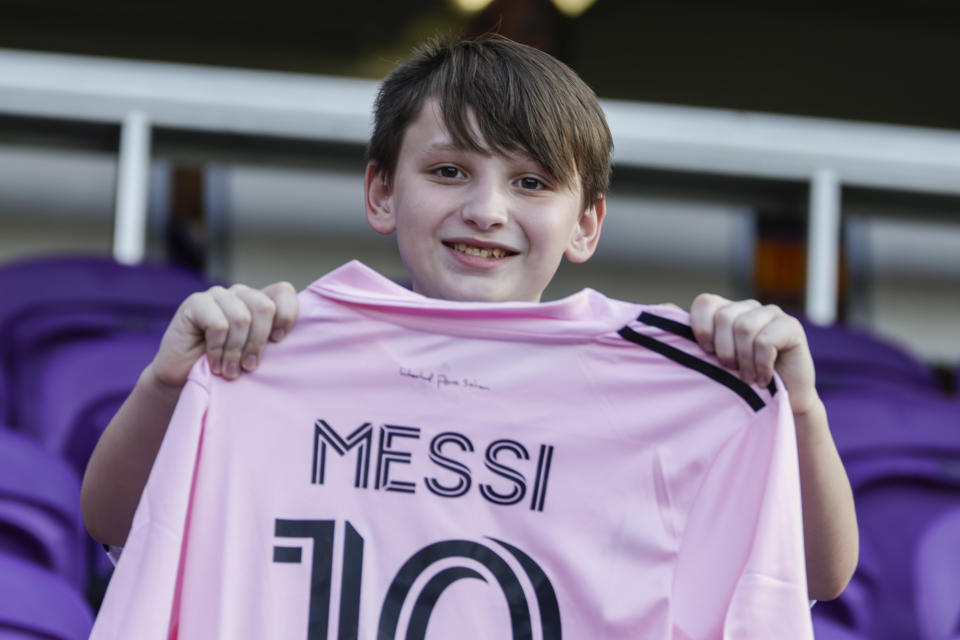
[812,384,960,639]
[812,617,870,640]
[0,254,215,428]
[801,319,941,394]
[0,553,93,639]
[17,332,162,471]
[799,319,960,638]
[915,505,960,640]
[0,429,86,589]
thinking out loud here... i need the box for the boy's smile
[365,100,605,303]
[445,241,515,260]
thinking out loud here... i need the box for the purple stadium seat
[0,429,86,589]
[819,386,960,639]
[843,455,960,640]
[822,386,960,462]
[3,309,168,425]
[0,254,213,318]
[915,506,960,640]
[13,332,163,585]
[0,253,215,427]
[17,331,162,468]
[801,319,938,393]
[812,616,869,640]
[0,554,93,639]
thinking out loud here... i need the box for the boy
[82,34,857,629]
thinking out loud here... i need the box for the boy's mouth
[445,242,516,259]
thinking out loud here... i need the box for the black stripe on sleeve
[638,312,778,397]
[617,326,767,412]
[638,311,696,341]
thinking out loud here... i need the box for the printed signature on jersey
[399,368,491,391]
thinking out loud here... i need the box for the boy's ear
[364,161,396,235]
[565,196,606,263]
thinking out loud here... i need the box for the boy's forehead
[410,100,493,154]
[405,99,557,172]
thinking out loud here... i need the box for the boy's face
[365,100,605,303]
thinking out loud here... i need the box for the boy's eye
[518,176,546,190]
[434,166,464,179]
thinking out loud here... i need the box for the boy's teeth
[452,242,508,258]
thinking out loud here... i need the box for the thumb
[261,281,299,341]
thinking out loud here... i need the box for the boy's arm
[81,282,298,548]
[689,294,859,602]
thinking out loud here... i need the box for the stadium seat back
[0,430,86,588]
[845,456,960,640]
[0,554,93,640]
[18,332,161,466]
[915,506,960,640]
[802,319,938,393]
[823,387,960,462]
[0,254,215,426]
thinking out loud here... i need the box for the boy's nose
[460,181,509,230]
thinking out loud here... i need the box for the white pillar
[113,111,151,264]
[805,168,842,325]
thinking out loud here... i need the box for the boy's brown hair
[367,34,613,210]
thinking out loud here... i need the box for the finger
[711,299,762,370]
[753,313,804,386]
[261,281,298,341]
[210,286,253,379]
[689,293,729,354]
[731,305,782,384]
[179,291,230,377]
[230,285,277,372]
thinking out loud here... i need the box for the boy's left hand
[689,293,819,416]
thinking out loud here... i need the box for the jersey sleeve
[89,369,210,640]
[671,382,813,639]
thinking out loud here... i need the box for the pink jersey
[91,261,812,639]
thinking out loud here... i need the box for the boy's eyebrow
[421,138,558,178]
[423,141,472,153]
[424,141,544,168]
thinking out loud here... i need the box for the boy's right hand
[149,282,299,389]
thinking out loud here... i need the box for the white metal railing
[806,169,842,324]
[113,111,151,264]
[2,47,960,322]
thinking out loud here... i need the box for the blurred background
[1,0,958,365]
[0,2,958,639]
